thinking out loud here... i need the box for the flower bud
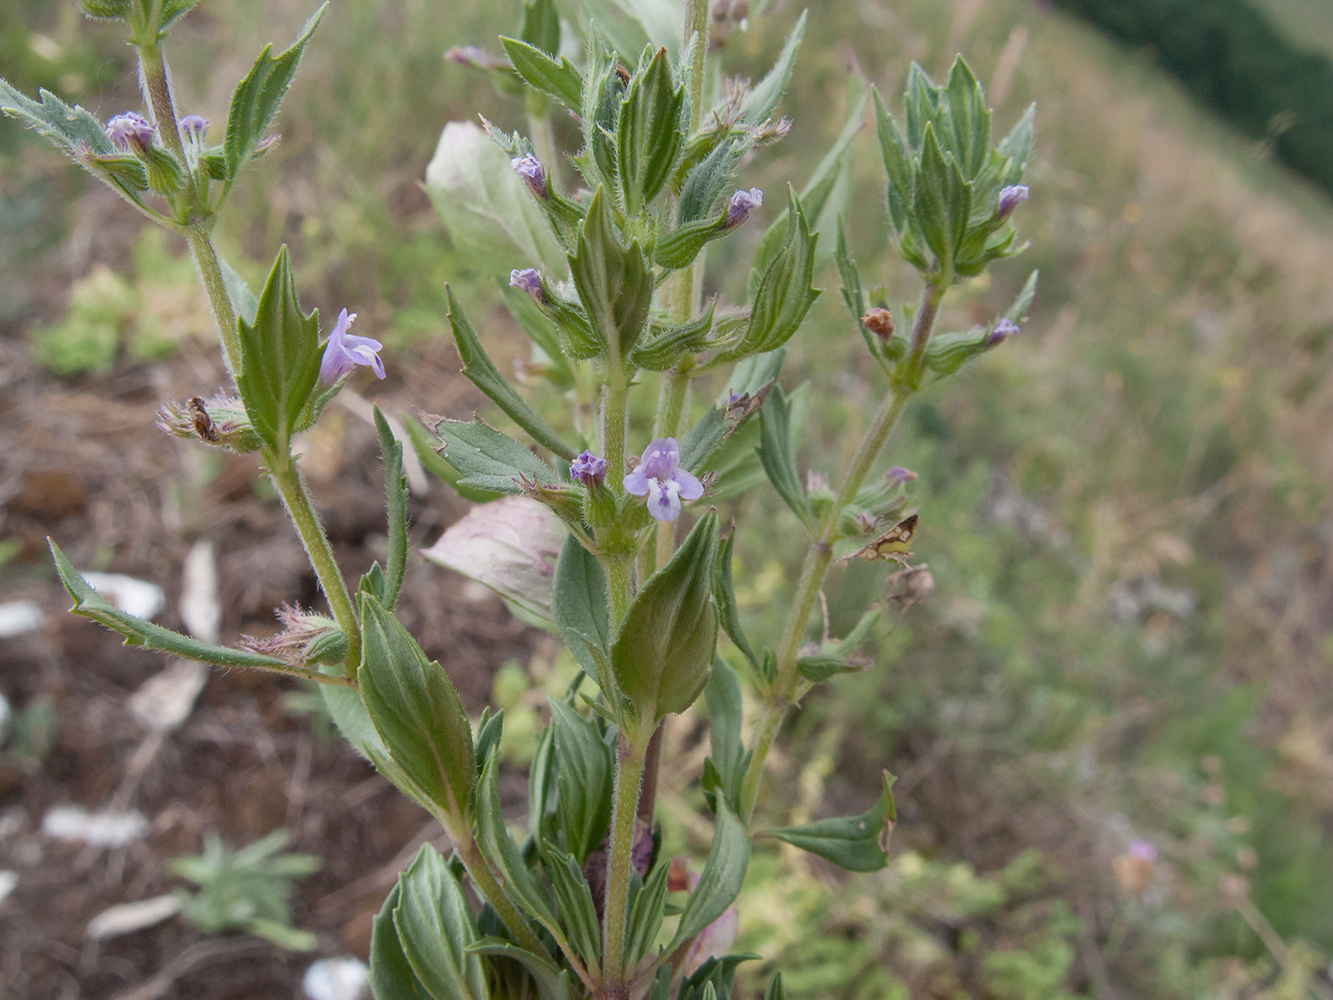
[106,112,153,154]
[724,187,762,228]
[996,184,1029,220]
[510,154,548,200]
[985,318,1020,346]
[178,115,209,143]
[885,465,917,485]
[509,267,545,303]
[861,307,895,339]
[569,450,607,488]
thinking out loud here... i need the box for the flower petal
[671,467,703,501]
[639,437,680,480]
[646,478,682,521]
[623,467,651,496]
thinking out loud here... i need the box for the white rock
[0,600,44,639]
[87,894,181,939]
[129,660,209,732]
[0,870,16,904]
[179,540,221,643]
[302,956,370,1000]
[79,572,165,621]
[42,805,149,848]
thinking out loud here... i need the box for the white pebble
[42,805,149,848]
[303,956,370,1000]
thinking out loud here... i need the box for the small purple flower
[724,187,762,228]
[319,309,385,383]
[986,318,1020,346]
[885,465,917,485]
[509,268,545,303]
[997,184,1030,220]
[1128,838,1158,863]
[511,155,548,200]
[178,115,209,142]
[106,112,154,153]
[570,450,607,488]
[623,437,704,522]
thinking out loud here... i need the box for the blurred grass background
[4,0,1333,996]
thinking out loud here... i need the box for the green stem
[602,730,650,990]
[268,458,361,678]
[451,825,555,963]
[186,223,242,375]
[684,0,711,133]
[738,281,946,822]
[600,372,628,498]
[606,556,634,630]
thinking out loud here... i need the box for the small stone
[303,956,370,1000]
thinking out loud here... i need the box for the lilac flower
[106,112,154,153]
[509,268,544,303]
[997,184,1030,219]
[1128,838,1158,863]
[318,309,385,383]
[885,465,917,485]
[986,318,1020,346]
[724,187,763,228]
[569,450,607,488]
[178,115,209,142]
[623,437,704,522]
[510,155,548,199]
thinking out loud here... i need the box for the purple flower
[509,268,545,303]
[724,187,763,228]
[623,437,704,522]
[885,465,917,484]
[511,155,548,199]
[1128,838,1158,863]
[986,318,1020,346]
[997,184,1030,219]
[178,115,209,142]
[319,309,385,383]
[106,112,154,153]
[570,450,607,488]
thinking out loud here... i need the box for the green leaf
[569,187,653,361]
[630,301,715,371]
[765,973,787,1000]
[159,0,202,31]
[702,657,748,814]
[217,254,259,327]
[872,88,914,236]
[501,37,584,110]
[679,955,761,1000]
[223,5,326,194]
[795,653,864,682]
[552,535,612,686]
[548,699,614,861]
[756,384,808,523]
[391,845,490,1000]
[766,771,896,872]
[669,798,749,949]
[676,136,746,226]
[737,10,807,124]
[358,593,476,822]
[611,513,720,731]
[49,539,290,671]
[468,940,571,1000]
[0,80,115,158]
[520,0,561,55]
[403,415,504,503]
[721,187,819,361]
[996,102,1036,186]
[913,124,971,276]
[476,753,560,929]
[625,860,670,967]
[498,281,576,389]
[1005,269,1039,323]
[578,34,624,189]
[78,0,131,19]
[544,848,601,965]
[446,287,576,460]
[434,418,561,495]
[371,886,436,1000]
[234,246,320,454]
[652,216,725,271]
[617,46,684,216]
[942,56,990,179]
[373,407,408,610]
[713,537,756,669]
[902,62,941,150]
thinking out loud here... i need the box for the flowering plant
[3,0,1035,996]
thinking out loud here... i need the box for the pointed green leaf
[78,0,132,19]
[544,848,601,964]
[468,939,571,1000]
[520,0,561,55]
[434,418,562,495]
[756,384,808,523]
[997,102,1035,185]
[553,535,612,686]
[676,136,746,225]
[737,11,807,124]
[625,860,670,967]
[942,56,990,179]
[902,62,940,150]
[612,512,719,730]
[160,0,202,30]
[403,415,504,503]
[765,973,787,1000]
[795,653,864,682]
[766,771,896,872]
[49,539,290,671]
[913,124,971,275]
[501,37,584,110]
[370,882,435,1000]
[223,5,326,193]
[373,407,408,610]
[617,46,684,215]
[358,593,476,822]
[234,246,320,454]
[569,186,653,361]
[872,88,914,235]
[0,80,115,158]
[392,845,490,1000]
[669,798,749,949]
[447,287,576,460]
[702,656,748,814]
[713,537,756,669]
[549,699,614,861]
[630,301,715,370]
[476,753,560,929]
[1005,269,1039,323]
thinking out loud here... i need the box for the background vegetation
[3,0,1333,996]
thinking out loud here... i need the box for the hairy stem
[738,281,945,822]
[602,730,650,990]
[267,459,361,678]
[451,825,555,963]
